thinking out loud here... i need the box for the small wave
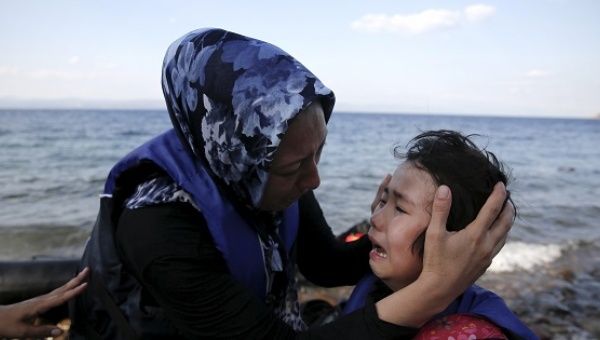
[118,130,148,137]
[1,192,28,200]
[19,176,40,184]
[488,241,562,273]
[557,165,576,173]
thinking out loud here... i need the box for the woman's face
[368,162,436,291]
[258,102,327,211]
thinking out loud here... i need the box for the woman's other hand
[0,267,89,338]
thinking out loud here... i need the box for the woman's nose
[298,158,320,191]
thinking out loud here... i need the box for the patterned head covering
[161,28,335,208]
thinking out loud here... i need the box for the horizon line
[0,96,596,119]
[0,106,596,120]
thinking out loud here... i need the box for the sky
[0,0,599,118]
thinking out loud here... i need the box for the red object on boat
[344,232,365,243]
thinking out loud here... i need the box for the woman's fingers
[371,174,391,213]
[33,268,89,314]
[489,201,514,243]
[420,185,453,280]
[36,283,88,316]
[458,183,513,275]
[0,268,89,339]
[46,282,88,311]
[486,200,514,258]
[469,182,507,238]
[427,185,452,240]
[418,183,516,307]
[51,267,89,294]
[491,233,508,260]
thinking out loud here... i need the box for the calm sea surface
[1,109,599,273]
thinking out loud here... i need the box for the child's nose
[369,206,385,231]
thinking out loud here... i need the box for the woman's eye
[279,169,299,176]
[271,164,301,177]
[378,199,386,207]
[395,206,406,214]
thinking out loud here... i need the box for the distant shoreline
[0,107,596,120]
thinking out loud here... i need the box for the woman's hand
[420,183,513,298]
[375,183,513,327]
[0,267,89,338]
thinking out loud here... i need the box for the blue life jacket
[343,273,538,340]
[70,130,299,339]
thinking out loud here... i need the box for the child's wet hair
[394,130,514,257]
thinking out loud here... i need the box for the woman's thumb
[428,185,452,237]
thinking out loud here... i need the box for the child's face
[368,162,436,291]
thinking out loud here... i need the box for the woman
[70,28,514,339]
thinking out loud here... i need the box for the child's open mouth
[369,235,388,259]
[373,245,387,259]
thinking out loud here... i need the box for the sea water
[1,110,598,266]
[1,109,599,336]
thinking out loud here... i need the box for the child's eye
[378,199,386,207]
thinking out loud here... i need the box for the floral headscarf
[161,28,335,207]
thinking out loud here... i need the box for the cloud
[68,56,80,65]
[352,4,496,35]
[464,4,496,22]
[352,9,461,34]
[525,69,551,78]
